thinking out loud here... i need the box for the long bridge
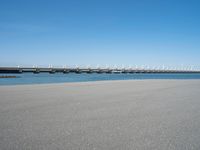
[0,67,200,74]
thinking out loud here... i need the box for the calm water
[1,73,200,85]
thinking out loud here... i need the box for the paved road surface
[0,80,200,150]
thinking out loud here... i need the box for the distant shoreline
[0,75,18,78]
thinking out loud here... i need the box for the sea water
[1,73,200,85]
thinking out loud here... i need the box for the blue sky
[0,0,200,68]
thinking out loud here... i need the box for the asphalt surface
[0,80,200,150]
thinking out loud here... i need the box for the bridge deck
[0,67,199,74]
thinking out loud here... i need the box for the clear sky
[0,0,200,68]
